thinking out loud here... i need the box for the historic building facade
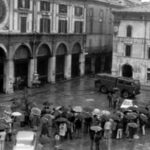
[0,0,86,94]
[84,0,140,75]
[112,3,150,85]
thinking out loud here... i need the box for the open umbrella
[90,126,102,132]
[128,106,138,112]
[73,106,83,113]
[140,114,148,123]
[128,122,138,128]
[101,110,110,116]
[55,117,69,123]
[11,112,22,117]
[138,107,149,115]
[125,112,138,120]
[31,107,41,116]
[92,108,101,116]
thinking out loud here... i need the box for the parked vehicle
[95,73,140,98]
[13,131,37,150]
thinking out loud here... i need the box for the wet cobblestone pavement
[1,76,150,150]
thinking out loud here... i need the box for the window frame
[18,0,30,9]
[20,15,27,33]
[125,44,132,57]
[59,4,67,14]
[58,19,67,33]
[40,17,51,33]
[74,6,83,17]
[74,21,83,33]
[148,47,150,59]
[40,1,50,12]
[147,68,150,81]
[126,25,132,37]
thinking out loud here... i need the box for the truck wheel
[122,90,129,98]
[100,86,107,93]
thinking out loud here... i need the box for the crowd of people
[1,88,150,150]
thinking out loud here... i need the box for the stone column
[48,56,56,83]
[64,54,71,80]
[5,59,14,94]
[79,53,85,76]
[28,58,34,87]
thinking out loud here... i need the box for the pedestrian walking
[6,122,12,142]
[59,122,67,141]
[40,122,49,137]
[116,119,123,139]
[104,119,112,139]
[89,129,95,150]
[107,92,113,108]
[111,120,117,139]
[94,131,103,150]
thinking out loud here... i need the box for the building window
[40,1,50,11]
[75,6,83,16]
[125,45,131,57]
[127,25,132,37]
[58,20,67,33]
[147,68,150,81]
[59,4,67,14]
[20,16,27,33]
[18,0,30,9]
[148,48,150,59]
[74,21,83,33]
[40,18,50,33]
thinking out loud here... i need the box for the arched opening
[37,44,51,83]
[122,64,133,78]
[71,43,81,77]
[56,44,67,81]
[0,48,6,93]
[14,45,31,90]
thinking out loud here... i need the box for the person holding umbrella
[90,126,102,150]
[139,113,148,136]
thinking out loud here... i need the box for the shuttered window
[18,0,30,9]
[75,7,83,16]
[40,18,50,33]
[20,16,27,33]
[40,1,50,11]
[74,21,83,33]
[58,20,67,33]
[59,4,67,14]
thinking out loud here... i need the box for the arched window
[126,25,132,37]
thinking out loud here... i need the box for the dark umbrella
[138,107,149,115]
[125,112,138,120]
[140,114,148,123]
[128,122,138,128]
[128,106,138,112]
[55,117,69,123]
[110,114,120,121]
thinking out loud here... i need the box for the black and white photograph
[0,0,150,150]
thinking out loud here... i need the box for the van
[95,73,140,98]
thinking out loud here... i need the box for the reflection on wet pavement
[2,77,150,150]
